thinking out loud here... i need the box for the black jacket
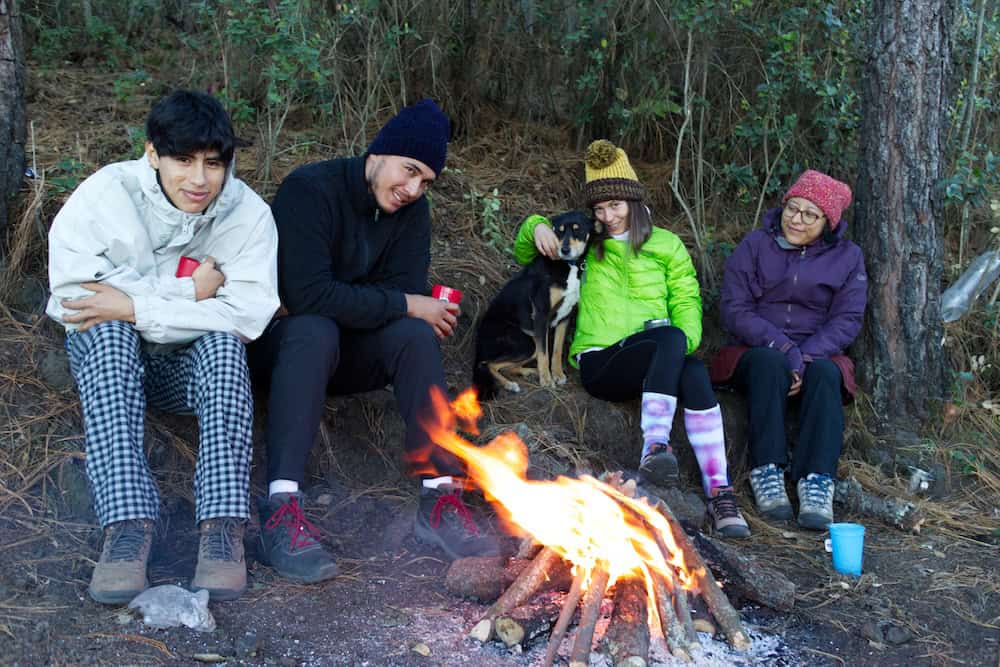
[271,157,431,329]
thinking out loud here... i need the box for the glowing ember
[422,388,698,593]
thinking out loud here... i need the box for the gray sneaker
[89,519,154,604]
[749,463,793,521]
[191,518,247,601]
[707,486,751,538]
[797,473,835,530]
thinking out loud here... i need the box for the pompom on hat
[367,98,450,177]
[583,139,645,206]
[782,170,853,229]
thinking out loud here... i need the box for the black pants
[731,347,843,481]
[248,314,459,483]
[578,326,716,408]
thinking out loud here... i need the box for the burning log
[835,477,925,533]
[494,594,564,647]
[542,569,585,667]
[600,577,649,667]
[568,562,611,667]
[468,546,562,642]
[668,566,698,645]
[647,494,751,650]
[692,533,796,612]
[603,476,698,648]
[649,568,692,661]
[445,552,573,603]
[516,537,543,559]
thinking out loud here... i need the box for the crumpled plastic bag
[128,585,216,632]
[941,249,1000,322]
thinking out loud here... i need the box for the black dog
[473,211,598,399]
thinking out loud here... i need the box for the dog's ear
[592,218,603,234]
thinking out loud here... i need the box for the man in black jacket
[250,99,498,583]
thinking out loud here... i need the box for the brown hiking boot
[89,519,154,604]
[191,518,247,601]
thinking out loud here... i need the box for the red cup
[176,256,201,278]
[431,284,463,304]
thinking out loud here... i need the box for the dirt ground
[1,308,998,667]
[1,63,999,666]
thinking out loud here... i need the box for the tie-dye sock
[640,392,677,458]
[685,405,729,494]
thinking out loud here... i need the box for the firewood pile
[446,473,752,666]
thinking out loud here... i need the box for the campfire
[423,389,752,665]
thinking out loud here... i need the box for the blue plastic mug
[825,522,865,575]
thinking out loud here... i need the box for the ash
[351,598,805,667]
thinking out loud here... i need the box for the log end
[731,631,752,650]
[494,617,525,647]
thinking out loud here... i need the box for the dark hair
[591,200,653,261]
[146,91,237,165]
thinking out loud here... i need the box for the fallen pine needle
[85,633,174,658]
[803,647,846,665]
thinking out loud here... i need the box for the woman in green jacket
[515,140,749,538]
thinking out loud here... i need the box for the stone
[128,585,216,632]
[651,486,706,528]
[40,348,74,392]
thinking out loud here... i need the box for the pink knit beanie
[782,170,853,229]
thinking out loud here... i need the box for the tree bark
[0,0,27,247]
[855,0,954,426]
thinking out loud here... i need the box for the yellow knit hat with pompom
[583,139,644,206]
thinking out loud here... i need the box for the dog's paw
[504,382,521,394]
[554,374,567,386]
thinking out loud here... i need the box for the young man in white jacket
[47,90,279,604]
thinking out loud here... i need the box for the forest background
[7,0,999,431]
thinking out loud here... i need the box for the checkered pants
[66,320,253,526]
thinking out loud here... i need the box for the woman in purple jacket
[710,170,867,530]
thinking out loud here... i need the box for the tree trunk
[854,0,954,427]
[0,0,26,248]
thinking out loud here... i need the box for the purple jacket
[717,208,868,378]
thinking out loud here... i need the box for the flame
[422,387,696,592]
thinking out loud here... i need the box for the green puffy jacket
[514,214,703,367]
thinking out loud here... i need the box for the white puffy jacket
[47,156,279,345]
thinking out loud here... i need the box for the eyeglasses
[782,203,824,226]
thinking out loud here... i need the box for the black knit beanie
[366,99,450,177]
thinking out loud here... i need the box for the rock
[10,275,48,314]
[860,619,913,645]
[40,348,74,391]
[411,642,431,656]
[649,486,706,528]
[884,623,913,645]
[233,630,260,658]
[128,585,216,632]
